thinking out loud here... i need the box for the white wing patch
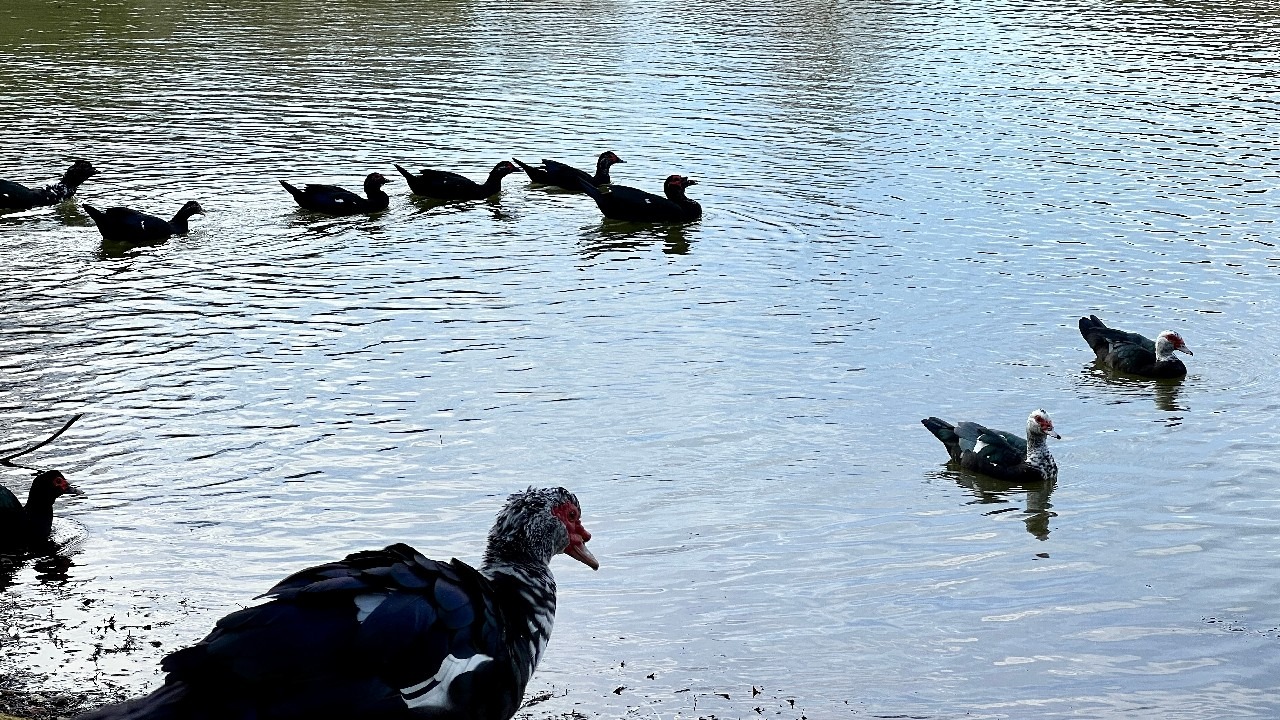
[401,652,493,709]
[354,593,386,622]
[972,438,989,455]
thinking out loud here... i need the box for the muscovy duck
[922,410,1060,483]
[0,470,82,553]
[512,152,624,192]
[1078,315,1192,378]
[76,486,598,720]
[280,172,392,215]
[578,174,702,223]
[0,160,98,211]
[393,161,522,201]
[85,201,205,243]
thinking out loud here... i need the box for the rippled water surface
[2,1,1279,717]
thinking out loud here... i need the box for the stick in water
[0,413,84,466]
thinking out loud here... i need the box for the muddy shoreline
[0,669,122,720]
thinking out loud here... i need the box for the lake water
[2,1,1279,717]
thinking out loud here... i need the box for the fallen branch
[0,414,83,466]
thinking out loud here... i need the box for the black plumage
[512,152,624,192]
[578,174,702,223]
[76,487,598,720]
[0,470,81,553]
[1078,315,1192,378]
[393,161,521,201]
[280,172,392,215]
[0,160,97,211]
[922,410,1060,483]
[85,201,205,243]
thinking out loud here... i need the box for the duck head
[490,161,521,178]
[597,151,625,169]
[1155,331,1192,360]
[1027,409,1060,440]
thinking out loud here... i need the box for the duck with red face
[77,486,599,720]
[0,469,82,552]
[1079,315,1193,378]
[577,173,702,223]
[922,410,1060,483]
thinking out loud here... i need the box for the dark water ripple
[2,0,1280,717]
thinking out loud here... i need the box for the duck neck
[1024,433,1057,479]
[481,171,508,196]
[483,556,558,687]
[22,491,56,540]
[666,188,700,211]
[592,160,613,185]
[170,209,198,233]
[60,170,91,193]
[37,180,76,204]
[363,184,390,210]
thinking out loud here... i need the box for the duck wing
[84,544,510,719]
[541,159,592,191]
[954,421,1025,468]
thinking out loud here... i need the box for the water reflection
[1077,362,1188,416]
[0,534,83,593]
[578,222,695,258]
[95,239,168,259]
[30,554,75,585]
[403,194,511,221]
[939,469,1058,541]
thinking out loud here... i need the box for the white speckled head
[1155,331,1192,359]
[483,487,597,571]
[1027,409,1061,440]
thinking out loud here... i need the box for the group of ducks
[0,316,1194,719]
[0,153,703,245]
[2,158,1194,720]
[922,316,1193,484]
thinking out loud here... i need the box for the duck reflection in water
[578,222,693,258]
[0,535,83,593]
[1079,362,1187,419]
[939,470,1057,540]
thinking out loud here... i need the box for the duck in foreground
[1078,315,1192,378]
[0,470,82,553]
[394,161,522,201]
[85,201,204,243]
[922,410,1060,483]
[578,174,701,223]
[76,486,598,720]
[512,151,624,192]
[281,172,392,215]
[0,160,98,211]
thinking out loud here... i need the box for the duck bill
[566,541,599,570]
[1179,347,1194,356]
